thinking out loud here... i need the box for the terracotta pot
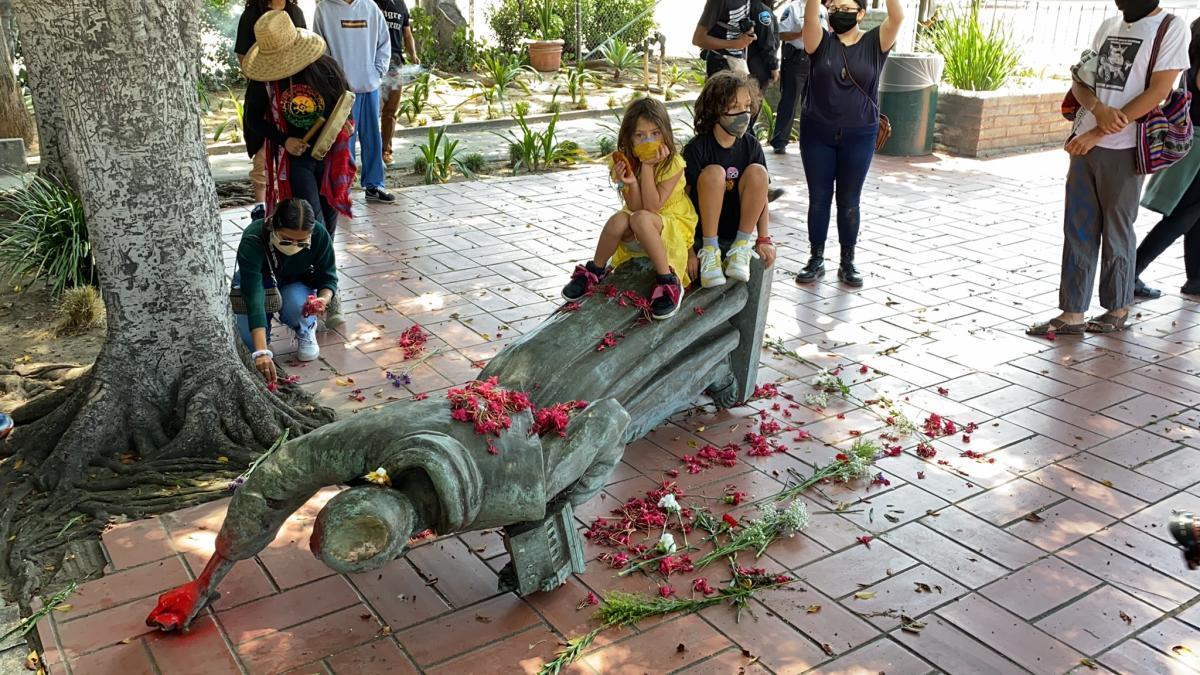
[528,40,565,73]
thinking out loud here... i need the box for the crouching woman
[231,199,337,386]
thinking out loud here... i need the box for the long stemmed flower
[694,500,810,569]
[226,430,289,492]
[765,438,880,504]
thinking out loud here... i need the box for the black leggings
[290,154,339,237]
[1137,170,1200,282]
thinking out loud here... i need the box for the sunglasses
[276,236,311,249]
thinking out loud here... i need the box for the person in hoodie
[1028,0,1188,336]
[314,0,397,203]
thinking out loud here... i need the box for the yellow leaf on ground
[217,456,229,463]
[806,604,821,613]
[52,604,72,613]
[853,591,875,600]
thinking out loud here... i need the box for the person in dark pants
[747,0,780,113]
[1134,17,1200,299]
[793,0,902,288]
[771,0,826,153]
[693,0,756,78]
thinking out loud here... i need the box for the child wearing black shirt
[682,71,777,288]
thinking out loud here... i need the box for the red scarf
[264,82,356,220]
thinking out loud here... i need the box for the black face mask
[1115,0,1158,23]
[829,11,859,34]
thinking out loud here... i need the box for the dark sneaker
[250,203,266,222]
[562,262,608,301]
[650,274,684,320]
[768,187,784,202]
[365,187,397,203]
[1183,279,1200,295]
[1134,278,1162,299]
[772,146,787,155]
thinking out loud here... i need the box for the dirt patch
[0,284,102,396]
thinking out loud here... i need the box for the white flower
[781,500,810,533]
[657,493,681,514]
[656,532,677,554]
[364,467,391,486]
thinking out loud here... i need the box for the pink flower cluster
[447,377,533,454]
[397,325,428,360]
[532,400,588,438]
[585,483,693,567]
[682,444,739,474]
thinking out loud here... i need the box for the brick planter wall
[935,82,1073,158]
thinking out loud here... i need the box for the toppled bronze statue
[147,257,770,632]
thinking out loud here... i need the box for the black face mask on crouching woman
[1115,0,1158,24]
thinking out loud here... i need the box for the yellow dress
[608,154,699,288]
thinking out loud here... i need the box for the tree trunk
[0,0,32,147]
[1,0,334,593]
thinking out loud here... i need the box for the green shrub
[581,0,656,56]
[463,153,487,173]
[602,41,641,81]
[597,136,616,156]
[0,174,94,297]
[55,285,104,335]
[921,4,1020,91]
[488,0,656,56]
[412,9,479,72]
[515,100,531,118]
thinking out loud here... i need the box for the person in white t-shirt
[770,0,827,153]
[1029,0,1189,336]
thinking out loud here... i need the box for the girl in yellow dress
[560,98,699,320]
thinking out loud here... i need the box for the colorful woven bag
[1136,14,1193,175]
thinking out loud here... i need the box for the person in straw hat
[243,10,355,330]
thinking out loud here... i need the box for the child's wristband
[756,236,773,245]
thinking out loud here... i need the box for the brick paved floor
[34,148,1200,674]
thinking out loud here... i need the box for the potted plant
[528,0,565,72]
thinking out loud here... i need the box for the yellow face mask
[632,140,662,162]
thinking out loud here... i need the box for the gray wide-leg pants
[1060,147,1144,313]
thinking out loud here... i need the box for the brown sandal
[1086,311,1130,333]
[1026,318,1086,336]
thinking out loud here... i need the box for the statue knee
[310,486,417,574]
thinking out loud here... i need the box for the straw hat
[241,10,327,82]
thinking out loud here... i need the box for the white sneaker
[698,245,726,288]
[725,240,755,282]
[296,322,320,361]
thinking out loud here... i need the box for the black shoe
[1183,279,1200,295]
[768,187,785,202]
[650,274,684,320]
[772,146,787,155]
[794,247,825,284]
[365,187,397,203]
[1134,278,1163,299]
[562,261,608,301]
[250,203,265,221]
[838,246,863,287]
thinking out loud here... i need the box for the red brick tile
[757,585,881,654]
[965,384,1048,417]
[673,649,768,674]
[792,507,871,552]
[937,593,1085,673]
[1137,447,1200,489]
[349,557,452,631]
[1099,637,1195,675]
[1030,399,1134,439]
[1090,430,1182,467]
[1058,452,1177,503]
[1006,498,1114,552]
[1026,464,1148,518]
[236,605,383,674]
[582,614,733,674]
[180,552,277,611]
[395,593,541,666]
[1179,601,1200,629]
[1090,521,1200,590]
[66,640,155,675]
[405,536,501,609]
[843,484,950,534]
[809,637,931,674]
[796,539,918,598]
[762,531,830,570]
[101,518,176,570]
[524,576,601,639]
[1035,585,1161,654]
[326,638,418,675]
[1004,407,1106,450]
[1060,381,1141,412]
[144,615,242,675]
[891,614,1022,674]
[959,478,1064,525]
[992,435,1080,476]
[425,625,561,675]
[881,522,1008,588]
[1058,538,1197,611]
[255,518,336,591]
[1101,393,1185,428]
[699,599,830,673]
[67,557,190,618]
[55,595,160,659]
[218,575,360,644]
[979,556,1100,619]
[1134,617,1200,667]
[1125,492,1200,544]
[847,565,969,630]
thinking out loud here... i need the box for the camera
[1170,511,1200,570]
[737,17,755,34]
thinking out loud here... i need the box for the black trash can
[878,53,944,156]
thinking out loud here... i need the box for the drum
[312,91,355,160]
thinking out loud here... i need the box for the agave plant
[600,41,641,82]
[478,51,532,111]
[921,3,1020,91]
[0,174,95,296]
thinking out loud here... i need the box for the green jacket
[235,219,338,330]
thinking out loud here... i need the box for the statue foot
[145,580,219,632]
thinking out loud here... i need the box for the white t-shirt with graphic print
[1073,11,1190,150]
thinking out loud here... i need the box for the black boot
[838,246,863,287]
[794,247,825,284]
